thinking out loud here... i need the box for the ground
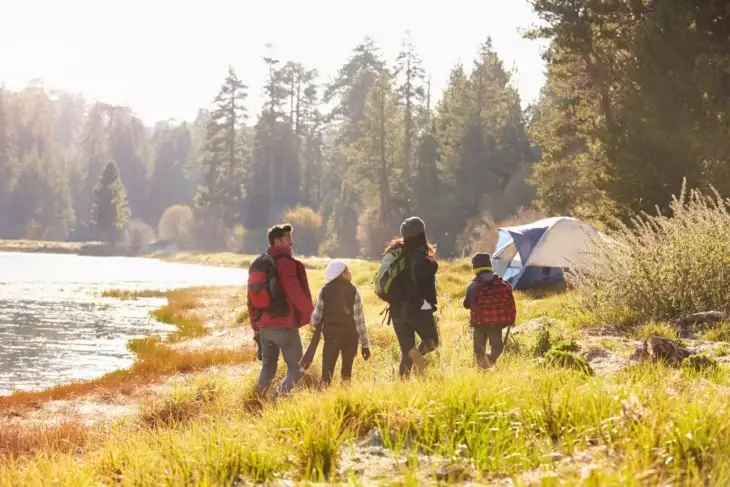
[2,248,730,485]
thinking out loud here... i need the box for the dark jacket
[249,247,314,331]
[405,247,438,311]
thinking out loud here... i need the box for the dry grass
[0,422,90,460]
[0,239,91,253]
[572,182,730,325]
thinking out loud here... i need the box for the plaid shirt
[310,287,370,348]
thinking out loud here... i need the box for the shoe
[408,348,426,374]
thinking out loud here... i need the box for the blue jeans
[257,327,303,395]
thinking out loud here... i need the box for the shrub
[158,204,194,247]
[551,339,581,353]
[682,354,719,373]
[533,327,552,357]
[283,206,323,256]
[572,181,730,324]
[122,219,156,248]
[544,349,594,376]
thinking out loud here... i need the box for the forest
[1,1,729,258]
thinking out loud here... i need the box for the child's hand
[362,347,371,361]
[299,357,311,371]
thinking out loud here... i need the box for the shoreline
[0,280,254,426]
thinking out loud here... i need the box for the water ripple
[0,252,247,396]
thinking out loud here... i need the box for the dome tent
[492,217,604,290]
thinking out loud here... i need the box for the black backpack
[247,253,289,323]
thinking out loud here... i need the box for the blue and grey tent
[492,217,603,290]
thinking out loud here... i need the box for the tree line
[3,2,728,257]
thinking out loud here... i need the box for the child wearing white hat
[300,260,370,384]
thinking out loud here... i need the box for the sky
[0,0,548,126]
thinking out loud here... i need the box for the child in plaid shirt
[463,252,516,369]
[300,260,370,384]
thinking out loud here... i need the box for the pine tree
[90,160,130,243]
[195,66,248,227]
[322,38,385,256]
[395,30,426,184]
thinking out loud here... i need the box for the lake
[0,251,248,396]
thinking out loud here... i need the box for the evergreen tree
[322,37,385,256]
[90,160,130,243]
[395,30,426,184]
[195,66,248,227]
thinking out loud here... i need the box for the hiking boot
[408,348,426,374]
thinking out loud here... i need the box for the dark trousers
[472,325,507,369]
[391,304,439,377]
[321,331,359,384]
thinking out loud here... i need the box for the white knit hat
[325,260,348,284]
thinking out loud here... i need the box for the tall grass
[572,182,730,324]
[3,253,730,483]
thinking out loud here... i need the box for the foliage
[90,160,130,243]
[682,354,719,374]
[572,183,730,324]
[282,206,323,256]
[544,349,594,376]
[157,205,195,247]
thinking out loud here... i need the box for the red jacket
[249,247,314,332]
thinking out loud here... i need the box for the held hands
[253,333,262,361]
[362,346,371,361]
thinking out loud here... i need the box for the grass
[0,238,91,254]
[2,254,730,484]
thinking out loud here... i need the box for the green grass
[2,259,730,484]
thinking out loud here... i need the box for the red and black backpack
[471,276,517,326]
[247,253,289,323]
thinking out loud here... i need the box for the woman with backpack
[380,216,439,377]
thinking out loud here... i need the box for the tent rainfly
[492,216,604,290]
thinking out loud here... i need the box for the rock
[675,311,727,337]
[640,336,694,364]
[363,428,384,448]
[435,462,475,482]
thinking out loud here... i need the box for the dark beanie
[400,216,426,239]
[471,253,492,272]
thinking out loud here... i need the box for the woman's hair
[384,232,436,258]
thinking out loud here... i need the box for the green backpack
[374,247,407,303]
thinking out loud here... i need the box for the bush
[533,327,552,357]
[122,219,156,248]
[572,181,730,324]
[189,206,233,252]
[283,206,323,256]
[158,205,194,247]
[551,339,581,353]
[544,349,594,376]
[682,354,719,373]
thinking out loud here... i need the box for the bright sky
[0,0,548,125]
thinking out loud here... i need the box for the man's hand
[362,347,371,361]
[253,333,262,361]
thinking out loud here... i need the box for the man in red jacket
[250,223,314,396]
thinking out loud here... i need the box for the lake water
[0,251,248,396]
